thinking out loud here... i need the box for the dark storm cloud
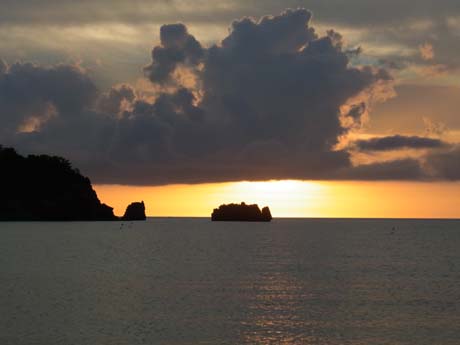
[336,159,425,181]
[100,8,378,183]
[425,146,460,180]
[96,84,136,116]
[353,135,448,151]
[196,9,389,157]
[145,24,204,84]
[3,8,459,184]
[347,103,366,121]
[0,61,97,136]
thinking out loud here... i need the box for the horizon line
[145,216,460,221]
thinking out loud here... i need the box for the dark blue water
[1,218,459,344]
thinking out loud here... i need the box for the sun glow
[222,180,326,217]
[94,180,460,219]
[94,180,326,218]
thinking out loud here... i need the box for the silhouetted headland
[0,146,144,221]
[212,202,272,222]
[122,202,147,221]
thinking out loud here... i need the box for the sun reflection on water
[239,232,321,344]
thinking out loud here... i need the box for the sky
[1,0,460,217]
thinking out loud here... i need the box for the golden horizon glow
[94,180,460,219]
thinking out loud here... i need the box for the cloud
[0,61,97,137]
[368,20,460,75]
[2,0,460,92]
[353,135,448,151]
[0,59,6,74]
[1,1,460,28]
[337,158,425,180]
[97,84,136,116]
[7,8,460,184]
[102,8,384,183]
[370,84,460,134]
[144,23,204,84]
[423,117,447,137]
[419,42,434,60]
[425,145,460,180]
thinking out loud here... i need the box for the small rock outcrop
[211,202,272,222]
[261,206,272,221]
[122,201,147,221]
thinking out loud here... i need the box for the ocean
[1,218,459,345]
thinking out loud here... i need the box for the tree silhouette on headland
[212,202,272,222]
[0,146,144,221]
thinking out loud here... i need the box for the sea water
[1,218,459,345]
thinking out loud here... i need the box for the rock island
[211,202,272,222]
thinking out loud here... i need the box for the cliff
[0,146,128,221]
[211,202,272,222]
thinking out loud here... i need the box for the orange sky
[94,181,460,219]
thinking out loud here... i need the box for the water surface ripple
[1,218,459,344]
